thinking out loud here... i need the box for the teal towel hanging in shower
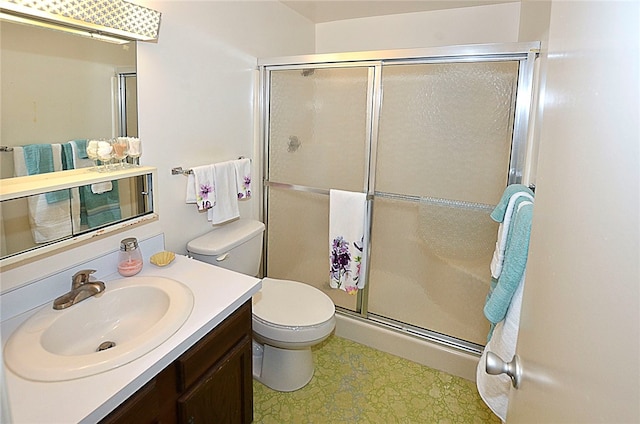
[490,184,534,223]
[484,202,533,333]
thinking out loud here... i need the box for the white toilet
[187,219,336,392]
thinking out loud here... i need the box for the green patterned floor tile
[253,335,500,423]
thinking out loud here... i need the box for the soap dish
[150,251,176,267]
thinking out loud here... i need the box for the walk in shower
[259,43,538,353]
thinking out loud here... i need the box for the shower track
[336,308,485,356]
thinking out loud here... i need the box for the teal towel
[485,277,499,341]
[484,202,533,329]
[61,143,74,171]
[79,183,122,229]
[73,139,89,159]
[23,144,69,204]
[23,144,54,175]
[490,184,534,223]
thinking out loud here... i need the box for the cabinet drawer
[176,301,251,391]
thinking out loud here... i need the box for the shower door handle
[485,351,522,389]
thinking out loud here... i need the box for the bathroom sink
[4,276,194,382]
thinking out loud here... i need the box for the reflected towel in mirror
[13,146,77,243]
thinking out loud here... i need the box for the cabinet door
[99,364,177,424]
[178,337,253,424]
[99,376,160,424]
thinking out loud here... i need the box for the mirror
[0,19,137,179]
[0,170,154,261]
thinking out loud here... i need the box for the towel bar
[171,167,193,176]
[172,157,248,176]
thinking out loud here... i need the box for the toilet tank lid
[187,219,265,255]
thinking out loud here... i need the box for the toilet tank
[187,219,265,276]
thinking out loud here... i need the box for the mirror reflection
[0,174,153,259]
[0,19,137,179]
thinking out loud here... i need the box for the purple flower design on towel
[330,236,351,286]
[352,236,364,285]
[238,176,251,199]
[200,184,212,197]
[330,236,364,295]
[198,184,213,209]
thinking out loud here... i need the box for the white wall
[315,2,521,53]
[136,1,315,254]
[517,0,551,43]
[508,0,639,419]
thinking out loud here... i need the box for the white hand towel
[13,145,74,243]
[329,189,367,294]
[476,273,526,422]
[91,182,113,194]
[186,173,197,204]
[234,158,252,199]
[191,165,215,211]
[490,192,534,279]
[208,161,240,224]
[65,142,85,232]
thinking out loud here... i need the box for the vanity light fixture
[0,0,161,44]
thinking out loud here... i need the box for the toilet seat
[253,278,335,326]
[252,278,336,346]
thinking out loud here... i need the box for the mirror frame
[0,166,157,269]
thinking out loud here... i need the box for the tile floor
[253,335,500,423]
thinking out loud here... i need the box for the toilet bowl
[252,277,335,391]
[187,219,336,392]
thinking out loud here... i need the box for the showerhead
[301,68,315,77]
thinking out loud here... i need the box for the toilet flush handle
[216,252,230,262]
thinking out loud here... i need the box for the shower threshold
[336,307,484,356]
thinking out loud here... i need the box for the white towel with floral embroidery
[190,165,215,211]
[233,158,252,199]
[329,189,367,294]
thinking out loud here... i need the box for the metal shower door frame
[258,42,540,352]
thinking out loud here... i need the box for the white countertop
[1,255,261,424]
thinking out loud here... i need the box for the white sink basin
[4,276,194,382]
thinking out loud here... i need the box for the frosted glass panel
[268,67,370,192]
[367,197,496,345]
[368,60,521,345]
[376,61,519,205]
[266,188,357,311]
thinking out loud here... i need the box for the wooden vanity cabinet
[100,301,253,424]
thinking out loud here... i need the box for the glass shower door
[368,61,520,346]
[265,66,374,312]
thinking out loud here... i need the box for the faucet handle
[72,269,96,289]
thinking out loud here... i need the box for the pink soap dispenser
[118,237,143,277]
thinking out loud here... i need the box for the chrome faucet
[53,269,106,310]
